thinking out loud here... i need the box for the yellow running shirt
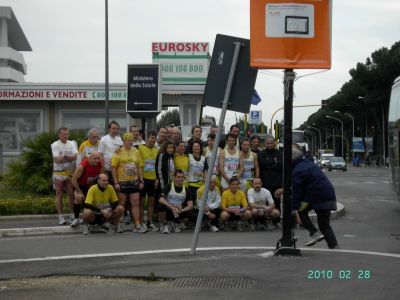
[138,144,158,180]
[111,147,143,182]
[221,189,248,209]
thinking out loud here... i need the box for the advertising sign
[352,137,365,153]
[126,64,161,118]
[250,110,262,124]
[152,42,210,84]
[250,0,332,69]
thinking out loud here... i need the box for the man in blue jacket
[291,145,339,249]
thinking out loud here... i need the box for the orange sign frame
[250,0,332,69]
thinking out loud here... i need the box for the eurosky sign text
[152,42,210,84]
[152,42,209,53]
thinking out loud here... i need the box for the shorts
[140,179,156,197]
[78,185,90,197]
[119,180,141,194]
[52,171,72,190]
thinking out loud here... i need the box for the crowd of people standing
[50,121,338,248]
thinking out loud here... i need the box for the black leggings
[299,205,338,249]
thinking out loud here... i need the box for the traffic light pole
[274,69,301,256]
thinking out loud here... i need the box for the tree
[157,109,180,129]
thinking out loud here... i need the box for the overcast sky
[3,0,400,130]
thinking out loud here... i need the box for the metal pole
[190,41,242,255]
[332,127,335,154]
[344,113,354,160]
[326,116,344,157]
[274,69,300,256]
[325,128,328,150]
[382,106,385,166]
[104,0,110,133]
[308,126,321,153]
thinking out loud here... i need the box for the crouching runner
[82,173,124,235]
[157,169,197,234]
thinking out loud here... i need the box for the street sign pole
[190,41,243,256]
[274,69,301,256]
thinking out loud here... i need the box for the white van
[320,153,334,169]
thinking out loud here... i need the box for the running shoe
[70,218,79,228]
[162,224,170,234]
[147,222,159,232]
[209,225,219,232]
[304,231,325,247]
[82,224,90,235]
[58,215,67,225]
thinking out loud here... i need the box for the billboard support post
[274,69,301,256]
[190,41,242,256]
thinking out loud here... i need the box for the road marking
[0,246,399,264]
[364,182,376,184]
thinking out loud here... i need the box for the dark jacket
[156,152,174,190]
[292,157,337,211]
[258,148,283,188]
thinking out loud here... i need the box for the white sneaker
[70,218,79,228]
[116,223,124,233]
[132,224,147,233]
[162,224,170,234]
[141,222,148,231]
[82,224,90,235]
[148,222,159,232]
[100,222,114,234]
[209,225,219,232]
[58,215,67,225]
[304,231,324,247]
[173,223,181,233]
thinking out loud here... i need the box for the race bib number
[124,163,137,177]
[144,159,155,172]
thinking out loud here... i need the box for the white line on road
[0,247,399,264]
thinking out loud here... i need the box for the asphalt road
[0,166,399,299]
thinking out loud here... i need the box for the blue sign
[250,110,262,124]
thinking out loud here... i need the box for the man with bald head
[82,173,124,235]
[71,151,104,227]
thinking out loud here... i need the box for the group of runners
[50,121,338,249]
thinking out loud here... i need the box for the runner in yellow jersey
[111,132,146,233]
[138,130,159,231]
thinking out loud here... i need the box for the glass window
[62,111,128,136]
[0,111,42,152]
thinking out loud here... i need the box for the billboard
[126,64,161,118]
[152,42,210,84]
[250,0,332,69]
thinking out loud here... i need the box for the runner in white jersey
[98,120,123,183]
[238,138,259,192]
[247,178,280,230]
[219,133,241,191]
[51,127,78,225]
[204,133,221,177]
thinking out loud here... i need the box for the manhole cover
[172,277,256,289]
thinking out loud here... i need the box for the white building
[0,7,205,172]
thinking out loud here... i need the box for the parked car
[320,153,334,169]
[327,157,347,172]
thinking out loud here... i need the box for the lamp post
[307,125,322,154]
[326,116,344,157]
[358,96,385,166]
[305,130,316,155]
[335,111,355,160]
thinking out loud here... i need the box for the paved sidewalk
[0,203,345,237]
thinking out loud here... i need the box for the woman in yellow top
[174,141,189,182]
[111,132,146,233]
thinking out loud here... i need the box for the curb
[0,203,345,238]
